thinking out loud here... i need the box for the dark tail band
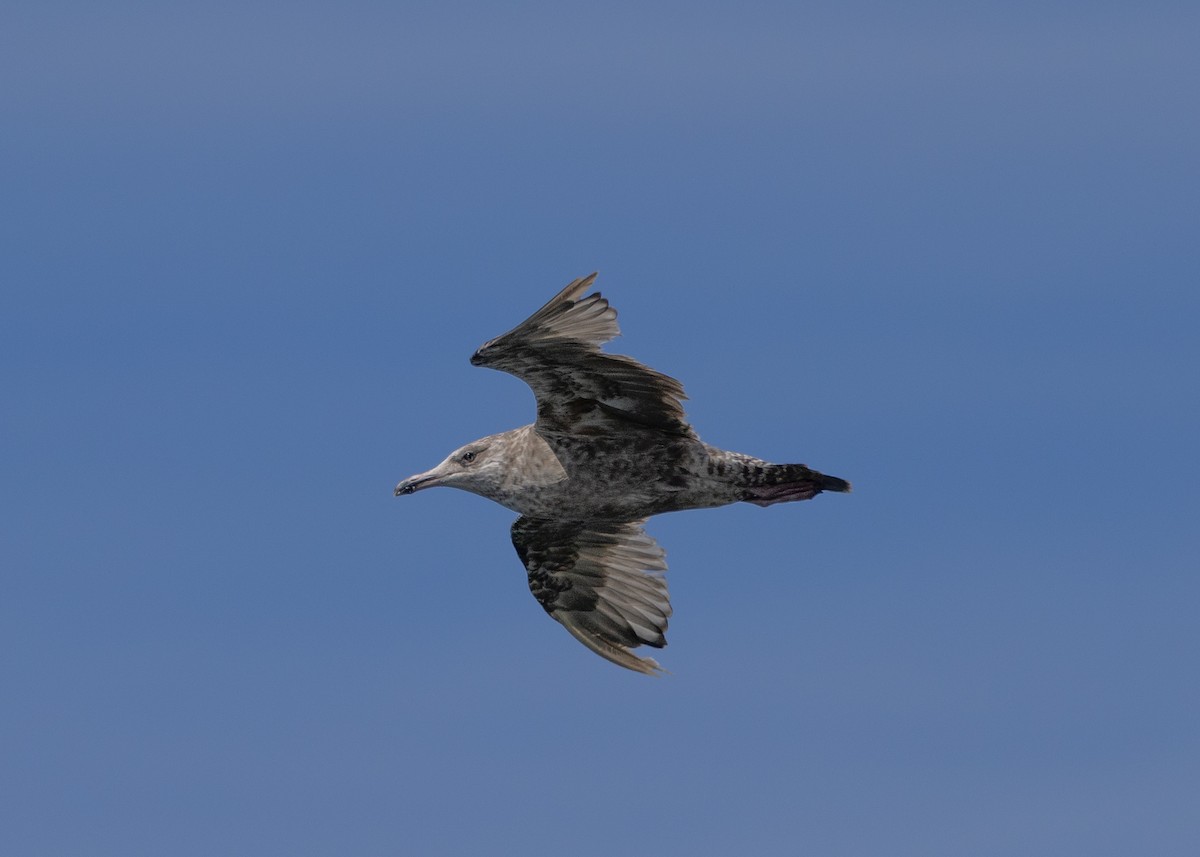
[742,464,851,507]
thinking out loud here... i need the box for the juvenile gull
[395,274,850,674]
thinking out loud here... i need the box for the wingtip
[562,271,600,303]
[558,619,669,675]
[626,653,669,677]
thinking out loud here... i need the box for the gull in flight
[395,274,850,673]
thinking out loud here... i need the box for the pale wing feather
[476,273,617,347]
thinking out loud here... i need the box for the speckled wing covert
[470,273,696,437]
[511,516,672,674]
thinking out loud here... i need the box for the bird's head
[394,437,505,499]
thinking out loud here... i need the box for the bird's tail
[741,463,851,508]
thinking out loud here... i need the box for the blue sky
[3,2,1198,855]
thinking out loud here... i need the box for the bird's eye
[461,451,476,463]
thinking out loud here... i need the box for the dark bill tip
[395,475,435,496]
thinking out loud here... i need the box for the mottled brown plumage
[395,274,849,674]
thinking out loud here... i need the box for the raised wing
[470,274,695,437]
[511,516,672,675]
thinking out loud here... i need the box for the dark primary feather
[511,516,672,675]
[471,273,695,438]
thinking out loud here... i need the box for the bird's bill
[394,469,444,496]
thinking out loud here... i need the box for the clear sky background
[3,2,1198,855]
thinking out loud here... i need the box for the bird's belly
[492,470,736,521]
[483,435,743,520]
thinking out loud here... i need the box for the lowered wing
[512,516,672,675]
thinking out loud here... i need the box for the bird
[394,273,850,674]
